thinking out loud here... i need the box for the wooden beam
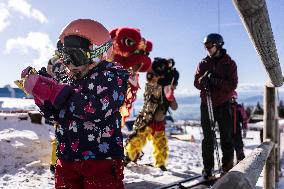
[232,0,283,87]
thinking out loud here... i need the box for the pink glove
[128,74,140,89]
[24,74,40,94]
[24,75,72,109]
[164,85,175,102]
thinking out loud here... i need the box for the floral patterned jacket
[37,61,129,161]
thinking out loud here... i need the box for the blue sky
[0,0,284,96]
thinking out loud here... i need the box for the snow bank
[0,113,55,188]
[0,97,37,111]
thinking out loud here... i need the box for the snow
[0,98,283,189]
[0,113,55,188]
[0,97,37,111]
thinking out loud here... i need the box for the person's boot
[50,164,55,174]
[202,169,213,180]
[159,165,167,171]
[236,149,245,163]
[220,170,227,177]
[222,158,234,173]
[123,155,132,167]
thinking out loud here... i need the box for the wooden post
[274,92,280,182]
[232,0,283,87]
[263,85,276,189]
[275,118,280,182]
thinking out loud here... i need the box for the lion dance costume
[124,57,179,171]
[110,27,152,127]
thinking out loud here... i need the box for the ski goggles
[60,40,113,67]
[61,48,90,67]
[204,42,216,50]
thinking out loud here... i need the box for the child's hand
[21,66,33,78]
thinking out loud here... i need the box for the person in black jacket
[194,33,238,179]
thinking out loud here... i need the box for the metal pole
[206,87,221,172]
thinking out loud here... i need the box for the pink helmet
[59,19,112,60]
[232,91,238,99]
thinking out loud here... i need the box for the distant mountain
[133,84,284,120]
[136,90,282,107]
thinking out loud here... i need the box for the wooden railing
[212,141,274,189]
[230,0,282,187]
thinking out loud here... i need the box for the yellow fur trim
[125,127,168,167]
[50,138,57,166]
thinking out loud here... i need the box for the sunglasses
[204,42,216,50]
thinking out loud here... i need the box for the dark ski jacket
[37,61,129,161]
[194,49,238,107]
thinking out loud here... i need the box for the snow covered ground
[0,97,37,112]
[0,98,283,189]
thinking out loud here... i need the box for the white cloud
[5,32,55,69]
[31,9,47,23]
[8,0,48,23]
[175,87,199,97]
[0,3,10,32]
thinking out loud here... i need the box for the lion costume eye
[123,38,136,47]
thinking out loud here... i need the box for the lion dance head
[110,27,153,127]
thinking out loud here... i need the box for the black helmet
[203,33,224,47]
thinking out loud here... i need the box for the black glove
[200,71,221,88]
[38,67,52,78]
[200,71,210,88]
[207,72,221,86]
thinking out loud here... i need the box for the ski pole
[205,85,222,173]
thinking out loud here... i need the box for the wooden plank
[232,0,283,87]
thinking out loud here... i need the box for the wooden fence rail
[211,141,274,189]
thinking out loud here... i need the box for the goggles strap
[90,40,113,59]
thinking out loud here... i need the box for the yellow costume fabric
[125,82,169,167]
[50,138,57,166]
[125,126,168,167]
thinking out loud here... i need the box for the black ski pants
[200,101,234,172]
